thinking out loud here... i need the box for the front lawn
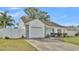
[62,37,79,45]
[0,39,38,51]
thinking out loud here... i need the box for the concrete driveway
[26,38,79,51]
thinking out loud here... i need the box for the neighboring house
[18,16,67,38]
[65,26,79,36]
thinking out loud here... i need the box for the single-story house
[18,16,67,38]
[0,16,78,38]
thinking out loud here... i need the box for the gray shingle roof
[21,16,64,27]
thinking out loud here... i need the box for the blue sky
[0,7,79,27]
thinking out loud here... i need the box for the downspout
[44,25,46,38]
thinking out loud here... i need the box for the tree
[24,7,50,21]
[0,11,14,28]
[38,11,50,21]
[24,7,39,19]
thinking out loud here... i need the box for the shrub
[5,37,10,39]
[21,35,24,39]
[45,34,50,38]
[75,33,79,36]
[63,33,67,37]
[51,33,55,37]
[57,33,62,37]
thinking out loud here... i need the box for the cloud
[10,12,22,17]
[60,15,67,19]
[9,11,26,18]
[8,12,25,24]
[0,10,4,12]
[10,8,20,10]
[51,15,67,19]
[53,15,67,20]
[51,16,55,19]
[62,23,79,26]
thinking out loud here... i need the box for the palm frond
[7,23,14,26]
[0,11,14,28]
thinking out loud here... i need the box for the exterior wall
[66,29,78,36]
[62,28,67,33]
[75,27,79,34]
[64,27,79,36]
[27,19,45,38]
[45,26,65,36]
[18,19,25,29]
[52,27,64,33]
[45,26,53,36]
[18,19,79,38]
[66,30,76,36]
[0,18,78,39]
[0,28,26,38]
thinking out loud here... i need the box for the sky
[0,7,79,27]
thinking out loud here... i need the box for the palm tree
[24,7,39,19]
[0,11,14,28]
[24,7,50,21]
[37,11,50,21]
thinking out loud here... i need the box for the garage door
[30,27,43,38]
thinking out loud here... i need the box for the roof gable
[21,16,64,27]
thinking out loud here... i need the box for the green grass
[63,37,79,45]
[0,39,38,51]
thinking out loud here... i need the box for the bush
[75,33,79,36]
[51,33,55,37]
[63,33,67,37]
[57,33,62,37]
[5,37,10,39]
[45,34,50,38]
[21,35,24,38]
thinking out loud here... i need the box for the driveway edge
[24,39,41,51]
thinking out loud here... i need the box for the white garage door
[30,27,43,38]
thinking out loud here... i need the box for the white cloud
[10,13,21,17]
[0,10,5,16]
[50,15,67,20]
[10,7,21,10]
[8,12,25,24]
[50,16,55,19]
[0,10,4,12]
[60,15,67,19]
[53,15,67,20]
[9,11,26,18]
[60,23,79,26]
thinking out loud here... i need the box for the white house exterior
[65,26,79,36]
[18,16,66,38]
[19,19,46,38]
[0,16,78,38]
